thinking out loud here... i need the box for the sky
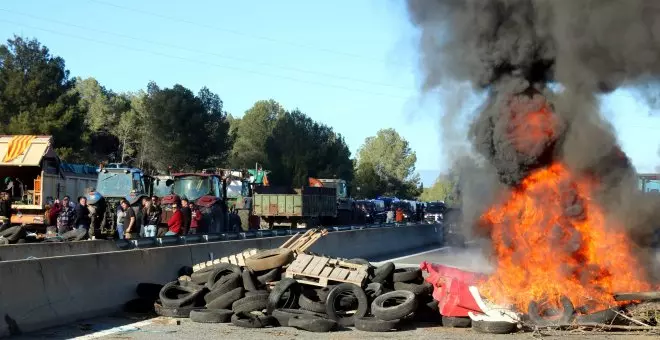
[1,0,659,185]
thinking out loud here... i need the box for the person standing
[74,196,91,238]
[189,202,202,234]
[152,196,167,237]
[180,198,192,235]
[386,207,395,224]
[0,191,11,232]
[57,196,76,234]
[124,201,138,239]
[142,198,160,237]
[116,200,128,239]
[166,199,183,236]
[395,207,404,223]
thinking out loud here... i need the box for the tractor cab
[162,170,225,233]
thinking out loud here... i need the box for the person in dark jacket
[0,191,12,232]
[180,198,192,235]
[141,197,160,237]
[74,196,91,237]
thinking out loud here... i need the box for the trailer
[0,135,97,232]
[252,186,337,229]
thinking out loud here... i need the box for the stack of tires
[127,249,445,334]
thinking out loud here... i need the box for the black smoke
[406,0,660,281]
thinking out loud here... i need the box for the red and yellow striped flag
[3,135,37,163]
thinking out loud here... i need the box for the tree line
[0,35,426,199]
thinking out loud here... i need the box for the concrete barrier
[0,223,430,261]
[0,240,119,262]
[0,224,442,337]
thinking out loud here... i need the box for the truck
[0,135,97,232]
[309,178,357,224]
[87,164,152,238]
[252,185,337,229]
[162,170,227,233]
[638,173,660,194]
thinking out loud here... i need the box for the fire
[479,162,651,312]
[506,95,558,155]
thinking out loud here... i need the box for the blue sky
[1,0,659,185]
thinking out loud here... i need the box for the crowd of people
[114,196,202,240]
[41,194,204,240]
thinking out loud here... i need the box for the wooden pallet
[280,228,328,254]
[192,248,258,272]
[284,253,368,287]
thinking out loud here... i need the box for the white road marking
[69,319,154,340]
[374,246,451,264]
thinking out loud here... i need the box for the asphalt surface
[17,245,657,340]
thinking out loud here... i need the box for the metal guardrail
[116,222,441,250]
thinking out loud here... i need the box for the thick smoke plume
[406,0,660,281]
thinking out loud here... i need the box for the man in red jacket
[165,199,183,236]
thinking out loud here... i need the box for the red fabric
[49,203,62,225]
[168,209,182,235]
[190,208,202,229]
[395,208,404,222]
[420,262,487,317]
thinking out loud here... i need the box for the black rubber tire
[414,299,441,322]
[372,262,395,284]
[325,283,369,327]
[371,291,418,321]
[204,274,242,304]
[315,286,332,301]
[178,265,194,277]
[393,281,433,296]
[154,302,196,318]
[231,311,276,328]
[442,316,471,328]
[354,317,400,332]
[190,265,219,284]
[159,281,204,308]
[289,315,338,332]
[527,296,575,327]
[136,283,163,300]
[471,320,517,334]
[242,268,259,291]
[267,278,300,314]
[205,264,242,289]
[245,290,270,297]
[124,298,154,314]
[393,267,422,283]
[233,293,270,314]
[574,308,623,324]
[364,282,384,301]
[255,267,281,284]
[272,309,328,327]
[190,308,233,323]
[206,287,244,309]
[299,289,326,313]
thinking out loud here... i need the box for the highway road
[15,245,652,340]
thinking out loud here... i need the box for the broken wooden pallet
[280,228,328,254]
[192,248,258,272]
[284,253,368,287]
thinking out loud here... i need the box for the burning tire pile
[126,247,447,333]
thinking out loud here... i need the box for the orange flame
[479,163,650,312]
